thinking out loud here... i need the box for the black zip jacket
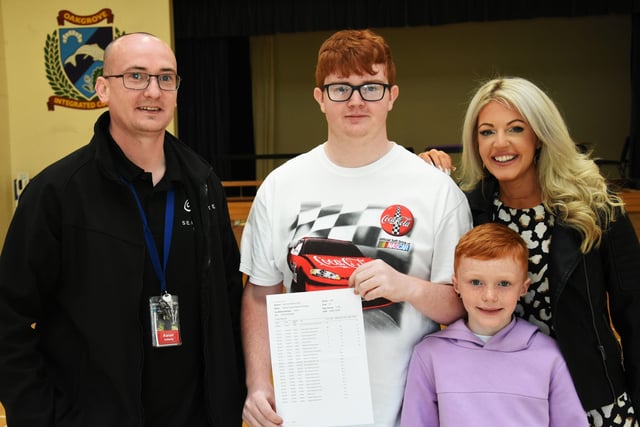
[0,112,246,426]
[467,177,640,413]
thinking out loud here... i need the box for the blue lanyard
[124,180,175,293]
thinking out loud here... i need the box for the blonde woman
[422,77,639,426]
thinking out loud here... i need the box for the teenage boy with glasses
[240,28,472,427]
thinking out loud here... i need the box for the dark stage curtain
[174,36,255,181]
[631,13,640,184]
[174,0,637,37]
[173,0,640,182]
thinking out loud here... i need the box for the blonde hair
[458,77,624,253]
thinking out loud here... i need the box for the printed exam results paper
[266,288,374,427]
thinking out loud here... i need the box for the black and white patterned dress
[493,195,638,427]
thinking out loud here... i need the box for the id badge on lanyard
[125,179,182,347]
[149,293,181,347]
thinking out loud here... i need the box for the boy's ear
[452,274,459,293]
[520,278,531,296]
[387,85,399,111]
[313,87,326,113]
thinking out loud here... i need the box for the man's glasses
[102,72,181,91]
[323,83,390,102]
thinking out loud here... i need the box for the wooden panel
[222,180,261,246]
[620,190,640,238]
[620,190,640,210]
[227,200,253,245]
[222,180,263,189]
[227,200,253,223]
[222,180,262,246]
[222,180,262,201]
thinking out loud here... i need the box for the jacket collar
[548,224,582,307]
[92,111,212,186]
[466,177,499,225]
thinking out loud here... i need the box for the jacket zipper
[121,179,147,427]
[200,180,217,426]
[583,259,617,402]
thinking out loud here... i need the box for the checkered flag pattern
[391,205,402,236]
[289,202,411,272]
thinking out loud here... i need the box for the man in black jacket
[0,32,245,426]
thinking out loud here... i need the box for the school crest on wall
[44,9,124,111]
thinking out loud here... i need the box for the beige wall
[0,1,10,245]
[266,14,631,177]
[0,0,174,243]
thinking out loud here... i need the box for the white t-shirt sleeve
[239,178,284,286]
[429,184,473,284]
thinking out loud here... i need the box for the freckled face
[453,255,530,336]
[477,101,540,186]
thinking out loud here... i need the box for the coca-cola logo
[380,204,414,236]
[310,255,370,269]
[380,215,412,227]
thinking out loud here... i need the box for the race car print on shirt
[287,237,392,310]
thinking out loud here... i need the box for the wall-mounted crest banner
[45,9,125,111]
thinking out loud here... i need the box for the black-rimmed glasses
[103,72,181,91]
[323,83,390,102]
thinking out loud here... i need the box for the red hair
[315,29,396,87]
[454,223,529,272]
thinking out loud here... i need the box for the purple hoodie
[401,317,588,427]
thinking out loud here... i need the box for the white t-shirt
[241,143,472,427]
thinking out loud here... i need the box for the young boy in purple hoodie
[401,223,588,427]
